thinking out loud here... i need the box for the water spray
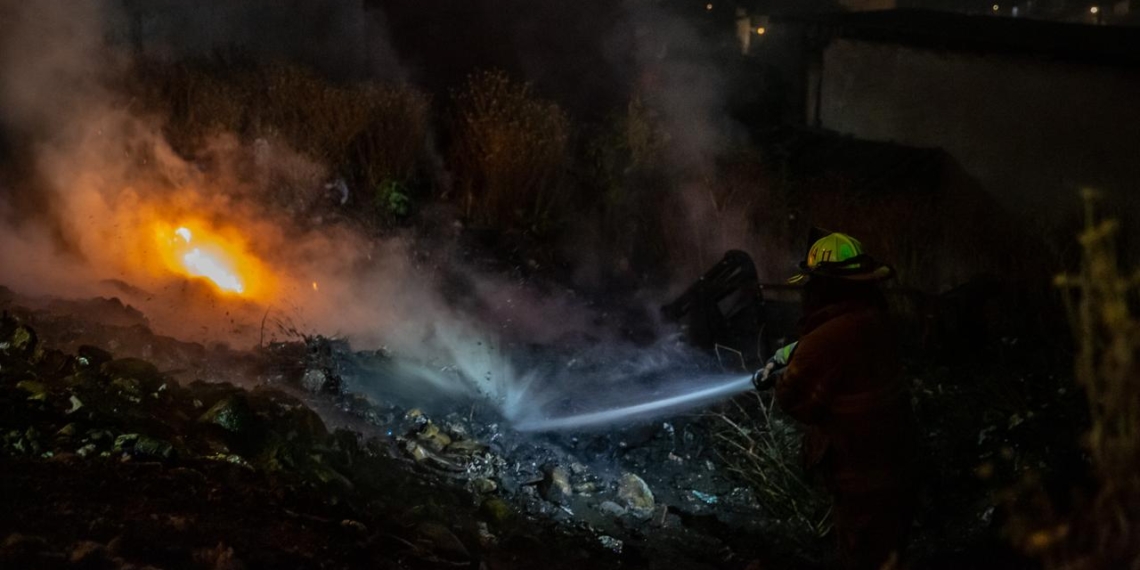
[512,373,754,432]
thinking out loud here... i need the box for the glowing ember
[156,223,262,296]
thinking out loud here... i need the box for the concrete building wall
[839,0,899,11]
[817,37,1140,235]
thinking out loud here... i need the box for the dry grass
[447,69,569,230]
[713,392,832,542]
[133,61,431,204]
[1004,189,1140,568]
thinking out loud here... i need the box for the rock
[133,435,175,460]
[442,419,469,439]
[166,515,191,531]
[539,464,572,505]
[0,533,48,565]
[76,345,113,369]
[102,358,164,392]
[300,368,338,394]
[598,535,623,554]
[76,443,97,458]
[598,501,628,517]
[404,408,428,427]
[479,498,513,525]
[340,519,368,536]
[15,380,47,400]
[617,473,655,516]
[476,522,498,547]
[22,427,41,450]
[198,395,255,434]
[300,336,344,394]
[473,478,498,494]
[2,324,38,358]
[309,463,354,490]
[194,542,247,570]
[86,430,113,443]
[113,434,139,452]
[69,540,109,564]
[110,377,142,398]
[66,395,84,415]
[105,535,123,557]
[403,440,429,463]
[249,388,327,443]
[573,481,599,495]
[416,523,469,561]
[56,423,77,438]
[415,422,451,452]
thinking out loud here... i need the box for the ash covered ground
[0,276,1082,569]
[0,282,793,569]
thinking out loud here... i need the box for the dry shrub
[710,150,797,280]
[572,95,673,274]
[714,392,832,542]
[586,95,669,208]
[348,86,430,189]
[1004,189,1140,568]
[133,60,430,199]
[620,95,670,173]
[448,69,569,229]
[132,61,256,152]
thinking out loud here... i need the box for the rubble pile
[0,284,1082,568]
[0,302,793,569]
[0,313,617,568]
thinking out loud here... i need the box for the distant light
[1090,5,1100,14]
[756,26,766,35]
[706,3,713,10]
[992,4,1000,11]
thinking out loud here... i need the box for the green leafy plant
[373,179,411,219]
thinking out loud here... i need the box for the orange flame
[155,222,267,297]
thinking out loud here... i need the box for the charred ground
[0,263,1094,570]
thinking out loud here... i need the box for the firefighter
[754,232,917,570]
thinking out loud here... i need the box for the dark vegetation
[124,55,1057,297]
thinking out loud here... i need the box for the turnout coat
[774,297,915,493]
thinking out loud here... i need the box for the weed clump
[1005,189,1140,568]
[714,392,832,544]
[132,60,431,222]
[447,69,569,231]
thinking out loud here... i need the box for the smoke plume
[0,0,750,427]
